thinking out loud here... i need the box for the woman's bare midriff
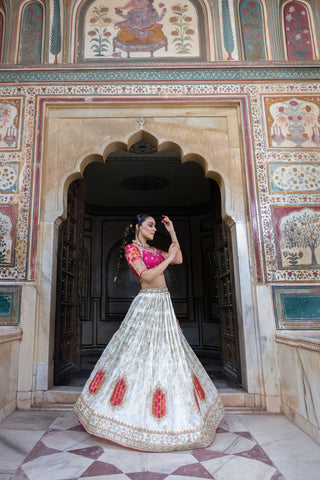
[140,274,167,290]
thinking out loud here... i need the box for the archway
[32,101,261,408]
[53,137,242,389]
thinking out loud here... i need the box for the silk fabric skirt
[74,287,224,452]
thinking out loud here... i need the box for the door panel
[54,179,85,385]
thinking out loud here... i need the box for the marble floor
[1,410,320,480]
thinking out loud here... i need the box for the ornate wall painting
[272,206,320,270]
[268,164,320,193]
[239,0,267,61]
[273,286,320,329]
[19,2,43,64]
[283,2,314,61]
[80,0,203,61]
[0,163,19,193]
[0,11,4,62]
[0,205,17,267]
[0,98,23,150]
[264,96,320,149]
[0,285,21,326]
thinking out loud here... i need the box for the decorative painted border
[273,286,320,329]
[0,285,21,325]
[0,65,319,83]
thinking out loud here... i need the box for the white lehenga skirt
[74,287,224,452]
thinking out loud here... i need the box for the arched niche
[75,0,209,62]
[282,0,317,60]
[17,1,45,64]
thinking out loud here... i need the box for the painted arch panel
[78,0,205,61]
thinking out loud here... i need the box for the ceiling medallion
[129,138,157,154]
[122,176,170,191]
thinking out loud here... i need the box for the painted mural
[269,164,320,193]
[284,2,314,61]
[0,99,22,150]
[0,205,17,266]
[273,206,320,270]
[0,163,19,193]
[240,0,267,61]
[83,0,200,59]
[19,3,43,64]
[264,96,320,148]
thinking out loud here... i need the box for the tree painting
[222,0,234,60]
[50,0,61,64]
[281,208,320,266]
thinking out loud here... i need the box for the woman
[74,214,224,452]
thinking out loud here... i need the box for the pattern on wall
[264,96,320,149]
[82,0,201,60]
[273,206,320,270]
[269,164,320,192]
[0,99,23,150]
[0,81,318,283]
[0,163,19,193]
[19,2,43,64]
[0,204,17,266]
[284,1,314,61]
[240,0,267,61]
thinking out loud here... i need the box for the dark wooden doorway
[54,159,241,387]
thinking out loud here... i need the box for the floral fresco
[284,2,314,61]
[240,0,267,61]
[19,2,43,64]
[0,99,22,150]
[264,96,320,148]
[273,206,320,269]
[84,0,200,59]
[0,205,17,266]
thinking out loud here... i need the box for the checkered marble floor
[1,410,320,480]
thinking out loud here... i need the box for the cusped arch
[58,133,229,225]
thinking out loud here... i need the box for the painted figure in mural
[115,0,167,42]
[74,214,224,451]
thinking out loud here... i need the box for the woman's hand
[161,215,174,233]
[168,242,180,260]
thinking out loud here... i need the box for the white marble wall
[276,332,320,444]
[0,328,22,421]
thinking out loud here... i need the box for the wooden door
[216,220,242,386]
[54,179,85,385]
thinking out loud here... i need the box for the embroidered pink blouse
[125,243,169,280]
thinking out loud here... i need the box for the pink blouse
[125,243,169,280]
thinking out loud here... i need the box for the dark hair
[113,213,152,282]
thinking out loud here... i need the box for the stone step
[31,388,264,413]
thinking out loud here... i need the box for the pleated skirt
[74,287,224,452]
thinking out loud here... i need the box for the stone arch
[32,101,261,406]
[58,131,228,224]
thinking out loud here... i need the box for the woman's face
[139,216,156,241]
